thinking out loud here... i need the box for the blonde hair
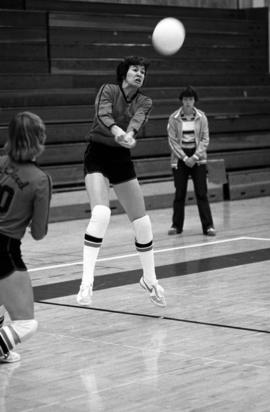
[6,111,46,162]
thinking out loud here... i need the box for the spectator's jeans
[172,159,214,233]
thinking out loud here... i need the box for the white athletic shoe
[76,284,93,306]
[139,277,166,307]
[0,351,21,363]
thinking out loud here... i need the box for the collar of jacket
[173,106,203,121]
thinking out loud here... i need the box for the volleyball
[152,17,185,56]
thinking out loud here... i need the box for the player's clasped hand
[115,133,136,149]
[111,125,136,149]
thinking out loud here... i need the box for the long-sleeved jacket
[167,107,209,167]
[88,83,152,147]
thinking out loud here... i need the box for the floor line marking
[28,236,257,273]
[37,300,270,335]
[244,236,270,241]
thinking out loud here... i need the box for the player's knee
[11,319,38,343]
[133,215,153,244]
[86,205,111,238]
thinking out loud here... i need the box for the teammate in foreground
[0,112,51,363]
[76,56,166,308]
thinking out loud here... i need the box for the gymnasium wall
[0,0,257,9]
[40,0,242,9]
[0,0,270,213]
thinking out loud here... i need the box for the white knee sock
[133,215,157,285]
[82,205,111,287]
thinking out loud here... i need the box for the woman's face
[182,96,195,110]
[124,65,146,88]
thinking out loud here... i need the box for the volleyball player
[76,56,166,308]
[0,112,51,363]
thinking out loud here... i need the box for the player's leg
[0,270,37,363]
[77,172,111,305]
[114,178,166,307]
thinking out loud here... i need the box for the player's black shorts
[0,233,27,279]
[84,141,136,185]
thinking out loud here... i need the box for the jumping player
[76,56,166,307]
[0,111,51,363]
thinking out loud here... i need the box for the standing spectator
[167,86,216,236]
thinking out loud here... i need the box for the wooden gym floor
[1,196,270,412]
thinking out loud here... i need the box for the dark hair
[116,56,150,85]
[179,86,199,102]
[6,111,46,162]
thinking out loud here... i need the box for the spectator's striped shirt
[181,109,196,149]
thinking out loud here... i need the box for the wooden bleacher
[0,0,270,220]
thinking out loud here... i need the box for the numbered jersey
[0,155,52,240]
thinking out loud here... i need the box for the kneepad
[11,319,38,343]
[133,215,153,244]
[86,205,111,238]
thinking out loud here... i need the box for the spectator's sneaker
[76,284,93,306]
[205,227,216,236]
[139,277,166,307]
[168,227,182,235]
[0,351,21,363]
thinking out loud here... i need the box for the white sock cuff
[133,215,153,244]
[11,319,38,343]
[86,205,111,238]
